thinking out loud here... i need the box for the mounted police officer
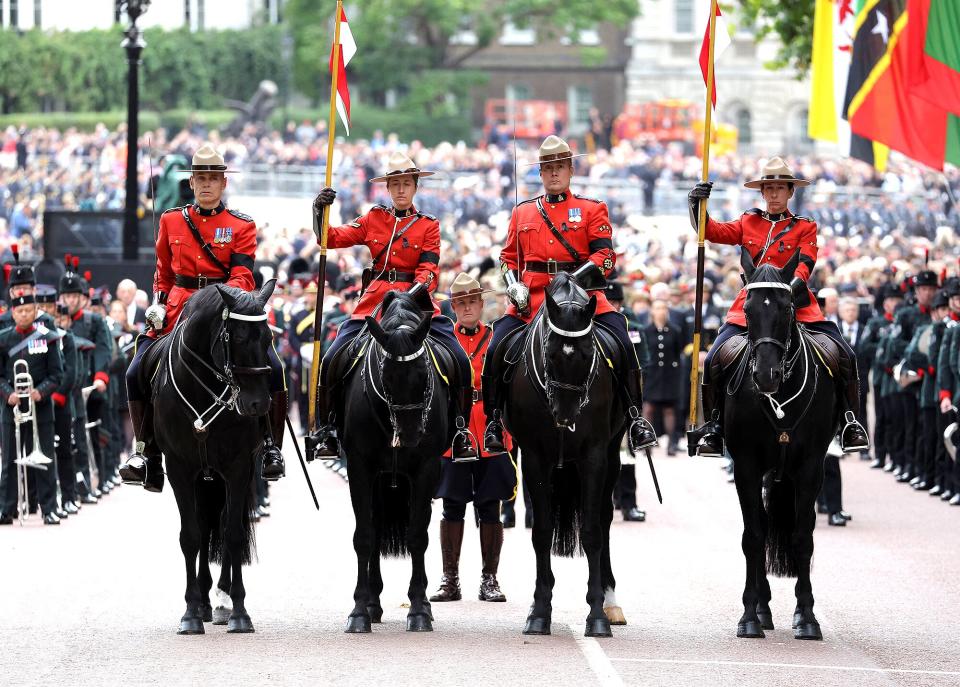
[310,151,476,460]
[481,135,657,454]
[119,144,288,492]
[687,157,870,457]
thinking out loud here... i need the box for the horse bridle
[364,324,435,447]
[531,301,599,429]
[169,307,271,432]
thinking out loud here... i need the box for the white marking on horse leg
[603,587,618,609]
[216,588,232,609]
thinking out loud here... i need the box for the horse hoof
[212,606,231,626]
[523,616,551,635]
[345,615,372,634]
[794,622,823,640]
[736,620,765,639]
[227,613,255,633]
[178,617,205,635]
[406,614,433,632]
[604,606,627,626]
[756,607,774,631]
[367,606,383,624]
[585,618,612,638]
[200,604,213,623]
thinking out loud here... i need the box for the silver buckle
[197,275,208,289]
[547,259,558,275]
[387,268,398,283]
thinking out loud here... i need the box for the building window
[197,0,205,31]
[500,21,535,46]
[33,0,40,27]
[795,107,812,144]
[451,18,478,45]
[734,106,752,144]
[561,25,601,46]
[568,85,593,134]
[10,0,19,29]
[184,0,191,26]
[675,0,695,34]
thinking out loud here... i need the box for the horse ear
[585,294,598,319]
[740,248,756,281]
[215,284,239,310]
[412,313,431,344]
[257,278,277,307]
[366,316,389,348]
[545,288,561,322]
[780,248,802,282]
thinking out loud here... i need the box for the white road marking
[608,657,960,677]
[568,623,624,687]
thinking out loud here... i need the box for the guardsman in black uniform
[937,280,960,502]
[429,274,516,605]
[287,278,320,431]
[860,282,904,470]
[0,294,64,525]
[58,298,98,504]
[606,280,650,522]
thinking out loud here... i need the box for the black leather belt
[174,274,228,289]
[370,269,416,283]
[524,260,582,275]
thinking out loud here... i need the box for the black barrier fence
[41,210,155,291]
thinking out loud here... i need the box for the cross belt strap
[369,215,422,269]
[756,216,801,263]
[181,207,231,278]
[536,198,582,263]
[469,326,492,361]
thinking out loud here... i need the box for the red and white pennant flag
[699,2,732,109]
[329,7,356,135]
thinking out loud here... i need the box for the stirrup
[626,406,658,454]
[840,411,870,453]
[452,416,479,463]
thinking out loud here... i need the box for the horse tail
[551,464,583,558]
[197,471,258,566]
[375,474,411,558]
[764,474,799,578]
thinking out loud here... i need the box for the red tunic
[152,203,257,336]
[500,192,617,322]
[326,205,441,319]
[705,209,824,327]
[443,322,512,458]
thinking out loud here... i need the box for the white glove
[146,304,166,331]
[506,282,530,313]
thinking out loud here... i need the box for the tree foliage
[0,26,287,114]
[285,0,639,115]
[737,0,816,75]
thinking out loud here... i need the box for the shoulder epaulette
[516,195,542,207]
[226,208,254,223]
[574,194,603,204]
[745,208,764,216]
[161,205,185,215]
[793,215,813,222]
[417,211,438,221]
[0,326,13,337]
[372,204,391,213]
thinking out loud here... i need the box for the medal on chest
[28,338,48,355]
[568,207,582,224]
[214,227,233,244]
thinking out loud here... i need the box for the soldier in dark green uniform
[860,282,904,470]
[933,279,960,500]
[0,294,64,525]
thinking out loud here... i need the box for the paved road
[3,445,959,686]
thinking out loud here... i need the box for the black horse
[501,274,626,638]
[723,250,838,640]
[338,291,454,633]
[141,281,276,634]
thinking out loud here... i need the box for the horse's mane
[379,291,427,352]
[181,285,262,319]
[750,263,787,285]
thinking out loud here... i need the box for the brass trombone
[12,359,54,525]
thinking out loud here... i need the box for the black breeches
[442,498,501,524]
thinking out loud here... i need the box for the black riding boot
[481,368,507,453]
[118,399,164,493]
[625,369,658,453]
[260,391,287,481]
[452,388,478,461]
[310,384,341,458]
[479,522,507,602]
[429,520,464,602]
[837,357,870,453]
[687,383,724,458]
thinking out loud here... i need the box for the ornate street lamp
[119,0,151,261]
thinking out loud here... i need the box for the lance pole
[308,0,344,433]
[688,0,719,429]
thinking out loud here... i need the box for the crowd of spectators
[3,120,960,317]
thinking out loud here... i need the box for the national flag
[328,7,356,136]
[698,2,731,108]
[906,0,960,116]
[844,0,960,170]
[808,0,856,144]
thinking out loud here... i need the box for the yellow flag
[809,0,838,141]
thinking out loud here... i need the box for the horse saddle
[708,332,749,384]
[801,328,841,378]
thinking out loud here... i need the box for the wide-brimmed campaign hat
[743,156,810,189]
[449,272,491,300]
[369,152,437,183]
[179,143,239,174]
[526,135,587,166]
